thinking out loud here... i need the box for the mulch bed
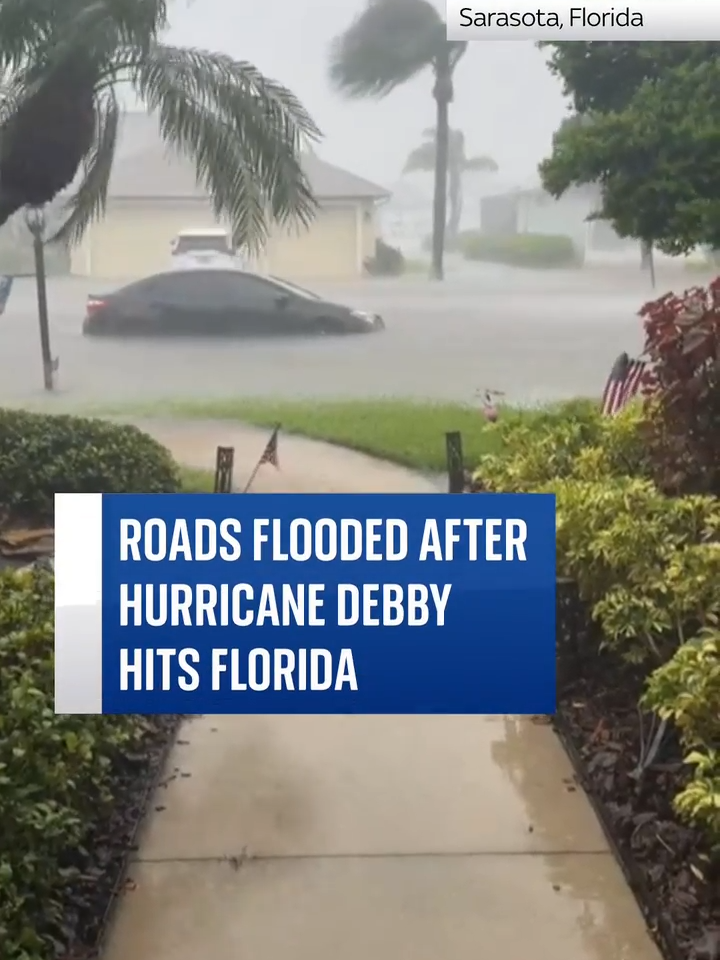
[57,715,182,960]
[555,582,720,960]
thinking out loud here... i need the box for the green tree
[541,58,720,256]
[538,42,720,273]
[329,0,467,280]
[540,41,717,115]
[403,127,497,243]
[0,0,320,248]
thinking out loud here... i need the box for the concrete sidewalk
[118,417,440,494]
[100,422,662,960]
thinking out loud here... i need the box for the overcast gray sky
[165,1,571,191]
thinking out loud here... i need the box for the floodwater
[0,264,682,407]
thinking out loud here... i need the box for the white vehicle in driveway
[170,228,248,270]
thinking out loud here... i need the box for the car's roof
[113,269,323,300]
[120,267,267,287]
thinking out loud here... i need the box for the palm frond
[125,44,320,250]
[0,0,167,73]
[403,140,435,173]
[0,1,320,245]
[0,54,98,226]
[448,39,467,70]
[48,91,120,245]
[0,0,56,68]
[464,154,498,172]
[329,0,445,98]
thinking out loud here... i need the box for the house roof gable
[107,112,389,202]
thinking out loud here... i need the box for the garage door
[266,206,358,281]
[88,204,231,280]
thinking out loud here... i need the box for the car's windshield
[268,276,320,300]
[174,235,231,255]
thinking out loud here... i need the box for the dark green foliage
[0,57,98,227]
[538,42,720,254]
[0,409,180,524]
[539,42,720,115]
[329,0,447,98]
[0,0,319,246]
[0,565,151,960]
[364,238,405,276]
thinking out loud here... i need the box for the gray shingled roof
[108,112,389,202]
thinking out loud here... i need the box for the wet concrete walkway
[117,417,440,493]
[101,420,663,960]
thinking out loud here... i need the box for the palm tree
[329,0,467,280]
[403,127,497,244]
[0,0,321,248]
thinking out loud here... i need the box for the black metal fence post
[214,446,235,493]
[445,431,465,493]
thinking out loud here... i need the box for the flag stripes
[601,353,647,416]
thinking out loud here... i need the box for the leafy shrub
[457,231,580,268]
[0,566,149,959]
[472,391,720,849]
[639,279,720,496]
[475,405,719,662]
[363,239,405,276]
[474,402,649,492]
[643,628,720,843]
[0,409,180,523]
[553,478,720,662]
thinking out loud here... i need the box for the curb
[552,712,685,960]
[90,715,184,958]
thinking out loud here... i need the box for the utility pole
[24,205,55,391]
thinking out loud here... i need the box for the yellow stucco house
[70,113,389,282]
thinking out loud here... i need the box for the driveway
[0,265,683,407]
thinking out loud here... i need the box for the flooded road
[0,266,670,406]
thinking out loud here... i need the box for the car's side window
[150,274,213,305]
[148,272,280,308]
[213,274,278,306]
[122,276,168,299]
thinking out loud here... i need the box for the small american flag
[0,276,14,315]
[258,425,280,468]
[601,352,647,416]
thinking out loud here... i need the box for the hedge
[0,409,181,524]
[0,565,153,959]
[0,410,184,958]
[473,402,720,844]
[457,231,580,268]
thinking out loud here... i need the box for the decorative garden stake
[24,205,54,391]
[476,388,504,422]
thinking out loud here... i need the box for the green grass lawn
[178,466,215,492]
[103,396,597,474]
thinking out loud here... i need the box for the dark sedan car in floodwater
[82,268,385,338]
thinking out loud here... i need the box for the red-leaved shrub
[640,279,720,496]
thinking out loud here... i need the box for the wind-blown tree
[0,0,320,248]
[403,127,497,243]
[539,41,720,276]
[329,0,467,280]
